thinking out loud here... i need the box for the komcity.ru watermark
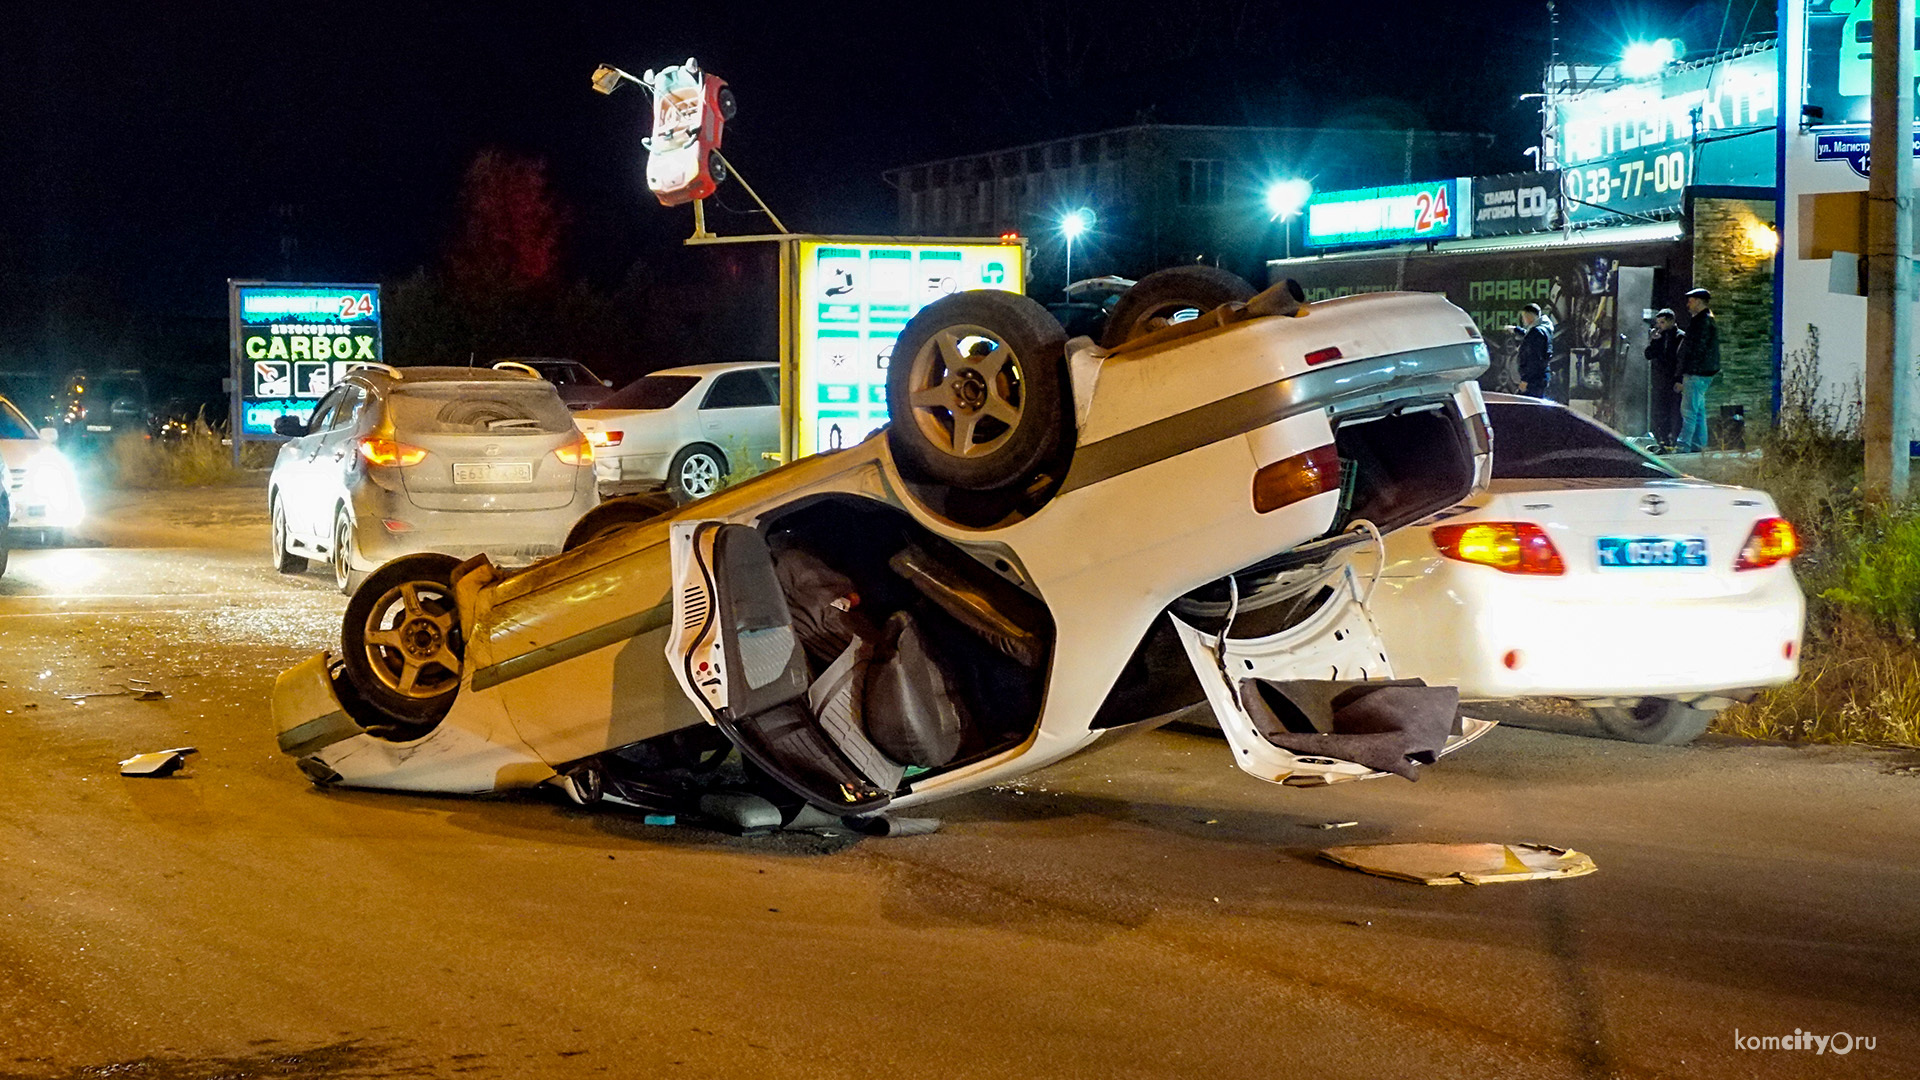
[1735,1029,1876,1055]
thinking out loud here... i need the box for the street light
[1061,208,1094,288]
[1620,38,1682,79]
[1265,178,1312,259]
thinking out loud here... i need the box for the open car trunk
[666,498,1053,813]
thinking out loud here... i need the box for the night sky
[0,1,1772,333]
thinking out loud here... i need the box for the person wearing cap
[1508,302,1553,398]
[1675,288,1720,453]
[1644,308,1685,449]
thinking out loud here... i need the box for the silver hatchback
[269,365,599,592]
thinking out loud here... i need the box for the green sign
[1305,179,1462,248]
[1804,0,1920,126]
[229,282,383,437]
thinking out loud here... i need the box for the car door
[281,386,348,540]
[665,519,892,814]
[310,385,365,522]
[697,371,778,469]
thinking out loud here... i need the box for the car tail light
[1304,346,1343,366]
[358,437,428,467]
[1252,444,1342,513]
[555,437,594,466]
[586,429,623,448]
[1735,516,1799,571]
[1432,522,1566,575]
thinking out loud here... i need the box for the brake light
[586,429,623,447]
[357,437,428,467]
[1734,517,1799,571]
[1304,346,1343,366]
[555,438,594,466]
[1432,521,1566,575]
[1252,444,1342,513]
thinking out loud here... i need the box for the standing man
[1675,287,1720,453]
[1510,302,1553,398]
[1644,308,1685,449]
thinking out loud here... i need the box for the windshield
[388,384,575,436]
[0,400,36,440]
[600,374,699,411]
[1489,402,1679,480]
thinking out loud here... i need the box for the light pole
[1265,179,1312,259]
[1061,208,1093,289]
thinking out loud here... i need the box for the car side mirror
[273,415,306,438]
[36,427,56,443]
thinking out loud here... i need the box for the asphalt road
[0,482,1913,1080]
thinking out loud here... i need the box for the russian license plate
[452,461,532,485]
[1596,536,1707,568]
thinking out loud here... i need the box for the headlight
[24,449,83,526]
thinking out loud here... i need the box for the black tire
[667,444,727,505]
[886,290,1070,491]
[1590,698,1714,745]
[717,87,738,121]
[341,553,467,725]
[332,509,364,595]
[270,497,308,574]
[1099,266,1257,348]
[564,492,677,551]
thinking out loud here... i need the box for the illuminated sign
[1551,48,1776,221]
[1804,0,1920,126]
[795,242,1024,456]
[228,282,383,438]
[1305,180,1464,248]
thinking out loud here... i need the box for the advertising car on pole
[228,281,383,461]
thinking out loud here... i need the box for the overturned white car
[273,271,1498,831]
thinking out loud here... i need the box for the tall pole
[1866,0,1915,500]
[1064,233,1075,291]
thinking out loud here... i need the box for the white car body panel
[574,363,779,490]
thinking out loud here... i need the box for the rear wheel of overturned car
[271,497,308,574]
[342,553,467,725]
[331,510,363,595]
[887,290,1070,492]
[563,491,678,551]
[1099,265,1256,348]
[1590,697,1714,745]
[667,444,727,505]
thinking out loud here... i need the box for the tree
[447,150,566,295]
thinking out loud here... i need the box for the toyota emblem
[1640,494,1668,516]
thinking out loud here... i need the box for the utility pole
[1865,0,1915,500]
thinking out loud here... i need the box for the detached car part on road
[273,282,1498,828]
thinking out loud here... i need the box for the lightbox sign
[1804,0,1920,126]
[1304,180,1463,248]
[1552,48,1777,221]
[795,241,1023,457]
[228,282,383,437]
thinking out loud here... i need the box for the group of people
[1506,287,1721,454]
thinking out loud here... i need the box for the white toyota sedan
[1363,394,1804,743]
[572,363,779,504]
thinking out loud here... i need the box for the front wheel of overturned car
[887,289,1070,492]
[1099,265,1256,348]
[1590,697,1714,745]
[563,491,678,551]
[341,553,467,726]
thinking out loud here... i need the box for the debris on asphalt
[1306,820,1360,830]
[1321,842,1597,886]
[118,746,198,777]
[68,679,167,702]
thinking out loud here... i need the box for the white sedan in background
[1362,395,1803,743]
[0,394,83,546]
[572,363,779,503]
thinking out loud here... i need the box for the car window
[0,400,36,440]
[601,374,700,410]
[756,368,781,402]
[387,383,575,436]
[542,364,574,385]
[326,387,365,432]
[305,385,351,433]
[1488,402,1680,480]
[702,370,778,409]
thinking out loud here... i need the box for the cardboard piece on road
[1321,842,1597,886]
[118,747,198,778]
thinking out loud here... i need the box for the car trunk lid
[390,383,583,511]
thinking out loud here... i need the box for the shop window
[1177,159,1226,206]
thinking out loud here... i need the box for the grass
[95,415,246,489]
[1692,332,1920,747]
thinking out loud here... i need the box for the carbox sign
[1471,173,1556,236]
[1305,179,1465,248]
[795,242,1023,457]
[228,282,383,439]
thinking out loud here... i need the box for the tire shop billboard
[795,241,1023,457]
[1304,179,1463,248]
[228,281,383,439]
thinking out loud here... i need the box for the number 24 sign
[1412,187,1451,234]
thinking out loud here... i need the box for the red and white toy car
[643,59,735,206]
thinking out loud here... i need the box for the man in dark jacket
[1676,287,1720,452]
[1644,308,1684,448]
[1510,302,1552,397]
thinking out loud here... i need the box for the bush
[97,414,243,489]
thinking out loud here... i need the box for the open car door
[666,520,893,814]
